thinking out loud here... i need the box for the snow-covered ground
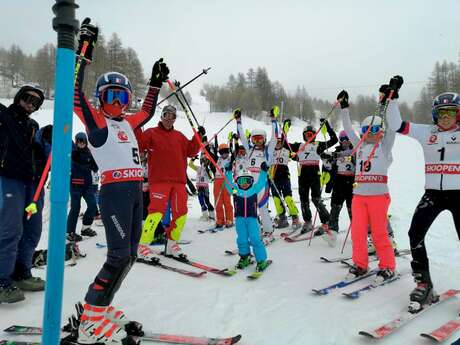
[1,95,459,345]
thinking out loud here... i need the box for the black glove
[41,125,53,144]
[260,161,269,172]
[149,58,170,88]
[77,18,98,62]
[233,108,242,120]
[197,126,206,136]
[388,75,404,99]
[337,90,349,109]
[232,133,239,140]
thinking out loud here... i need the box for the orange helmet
[218,143,229,151]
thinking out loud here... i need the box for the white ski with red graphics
[420,314,460,342]
[157,251,236,276]
[3,325,242,345]
[358,289,460,339]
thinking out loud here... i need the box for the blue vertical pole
[42,2,79,345]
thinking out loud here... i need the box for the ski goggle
[161,105,177,120]
[101,88,130,106]
[361,125,382,135]
[218,148,230,155]
[251,135,265,145]
[21,93,43,109]
[339,135,350,142]
[437,107,458,119]
[236,175,254,189]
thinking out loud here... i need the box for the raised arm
[266,119,279,164]
[317,120,338,154]
[235,110,250,151]
[340,108,360,146]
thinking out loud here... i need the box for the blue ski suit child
[225,163,269,265]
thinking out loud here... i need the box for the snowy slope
[0,96,459,345]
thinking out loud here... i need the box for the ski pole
[26,40,90,220]
[174,80,200,127]
[157,67,211,106]
[205,115,236,145]
[166,79,236,193]
[340,223,352,254]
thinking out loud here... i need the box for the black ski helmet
[14,85,45,109]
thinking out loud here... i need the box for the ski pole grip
[52,0,79,50]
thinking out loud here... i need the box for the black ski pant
[409,189,460,275]
[66,184,98,234]
[298,167,329,224]
[85,181,143,306]
[329,175,354,232]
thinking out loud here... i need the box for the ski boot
[321,228,337,247]
[236,255,252,269]
[67,232,83,242]
[225,221,234,228]
[255,260,270,272]
[199,211,209,221]
[208,210,215,221]
[81,226,97,237]
[300,220,312,234]
[106,305,144,336]
[275,214,289,229]
[408,271,437,313]
[291,215,302,230]
[345,265,368,281]
[165,240,188,262]
[137,244,160,265]
[262,231,275,245]
[373,268,395,285]
[77,303,138,345]
[0,284,25,303]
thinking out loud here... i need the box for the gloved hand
[270,106,279,119]
[197,126,206,136]
[283,119,291,134]
[260,161,269,172]
[388,75,404,99]
[149,58,170,88]
[228,131,234,142]
[337,90,349,109]
[76,18,98,62]
[233,108,242,120]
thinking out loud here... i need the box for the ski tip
[231,334,243,344]
[420,333,441,342]
[358,330,377,338]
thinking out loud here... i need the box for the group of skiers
[0,17,459,345]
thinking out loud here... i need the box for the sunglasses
[21,93,42,109]
[361,125,382,135]
[101,88,130,106]
[438,108,458,118]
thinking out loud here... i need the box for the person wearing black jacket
[288,119,338,234]
[0,85,50,303]
[66,132,99,242]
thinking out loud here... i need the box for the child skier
[337,89,396,284]
[189,154,215,221]
[212,141,234,229]
[73,20,169,344]
[270,135,301,230]
[235,109,278,240]
[288,120,338,234]
[386,75,460,312]
[225,162,271,272]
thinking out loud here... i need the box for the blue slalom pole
[42,2,79,345]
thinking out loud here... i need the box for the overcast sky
[1,0,459,105]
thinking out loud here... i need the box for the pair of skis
[2,325,242,345]
[358,289,460,341]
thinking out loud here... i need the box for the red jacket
[138,122,201,184]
